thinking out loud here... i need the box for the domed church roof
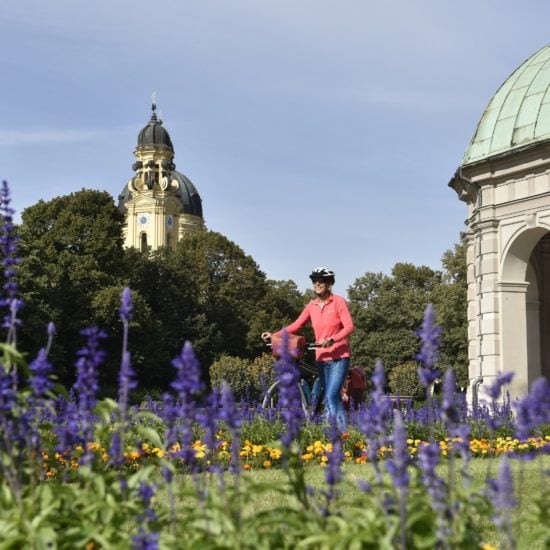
[463,44,550,165]
[172,171,203,217]
[137,104,173,150]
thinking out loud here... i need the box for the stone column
[498,281,530,399]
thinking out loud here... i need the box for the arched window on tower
[140,232,148,253]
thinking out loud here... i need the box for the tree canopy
[15,193,304,393]
[347,244,468,386]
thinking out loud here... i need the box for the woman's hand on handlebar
[261,332,272,342]
[319,338,334,348]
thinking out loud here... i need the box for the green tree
[432,237,468,388]
[348,263,442,380]
[165,231,303,366]
[17,189,125,385]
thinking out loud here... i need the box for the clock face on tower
[137,213,150,228]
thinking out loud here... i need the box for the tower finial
[151,91,158,114]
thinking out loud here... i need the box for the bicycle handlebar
[264,342,321,351]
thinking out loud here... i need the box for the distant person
[262,267,354,430]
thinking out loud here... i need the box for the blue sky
[2,1,550,294]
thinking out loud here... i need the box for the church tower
[118,98,204,252]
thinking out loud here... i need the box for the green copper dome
[463,44,550,165]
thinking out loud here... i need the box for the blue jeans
[315,358,350,431]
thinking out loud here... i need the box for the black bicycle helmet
[309,267,335,284]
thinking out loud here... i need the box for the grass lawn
[217,455,549,548]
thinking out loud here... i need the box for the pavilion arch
[499,227,550,398]
[501,226,548,281]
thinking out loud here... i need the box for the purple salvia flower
[386,409,410,550]
[118,350,137,418]
[54,397,82,463]
[74,327,105,415]
[161,392,179,455]
[487,455,516,548]
[452,422,472,481]
[118,288,136,417]
[484,372,514,433]
[46,322,56,354]
[73,327,106,465]
[323,419,344,512]
[196,390,221,461]
[219,382,242,474]
[169,342,203,469]
[131,481,159,550]
[171,341,204,409]
[0,367,17,413]
[29,348,53,398]
[274,331,305,448]
[119,286,134,323]
[441,368,459,426]
[131,531,159,550]
[358,360,392,480]
[514,377,550,441]
[417,442,451,545]
[109,431,123,466]
[386,409,410,490]
[485,372,514,401]
[416,303,442,388]
[0,181,23,347]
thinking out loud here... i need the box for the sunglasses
[311,280,327,285]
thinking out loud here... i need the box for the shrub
[209,352,277,401]
[388,361,424,398]
[209,355,255,400]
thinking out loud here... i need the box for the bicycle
[261,335,368,418]
[261,340,322,418]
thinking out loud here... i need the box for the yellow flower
[269,448,282,460]
[263,460,272,469]
[153,447,164,458]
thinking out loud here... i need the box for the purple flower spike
[73,326,107,465]
[441,368,459,425]
[514,377,550,440]
[219,382,242,474]
[386,409,410,490]
[29,348,54,398]
[171,341,204,402]
[324,419,344,507]
[486,372,514,401]
[119,287,134,323]
[118,350,137,414]
[274,330,305,448]
[487,455,516,547]
[0,181,24,346]
[416,303,442,388]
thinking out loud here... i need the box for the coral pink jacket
[279,294,354,362]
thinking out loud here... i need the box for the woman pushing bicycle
[261,267,354,431]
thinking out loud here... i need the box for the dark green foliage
[17,189,125,385]
[209,352,276,401]
[348,241,468,386]
[348,263,442,379]
[388,361,424,399]
[431,237,469,387]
